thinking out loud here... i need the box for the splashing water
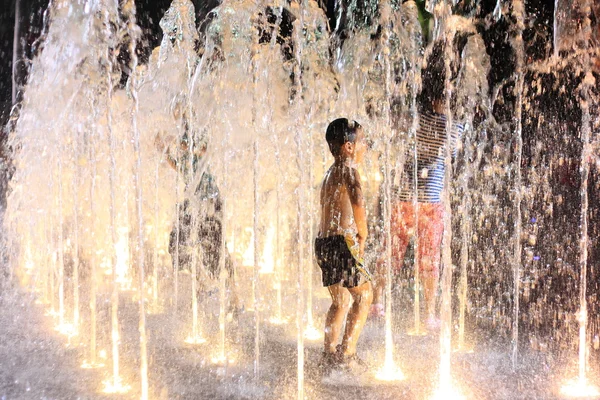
[5,0,600,399]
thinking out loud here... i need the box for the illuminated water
[2,0,600,399]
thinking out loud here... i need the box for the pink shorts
[385,201,444,274]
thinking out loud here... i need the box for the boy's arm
[345,167,368,258]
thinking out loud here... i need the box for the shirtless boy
[315,118,373,372]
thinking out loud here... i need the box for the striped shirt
[393,112,464,203]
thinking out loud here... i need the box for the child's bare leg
[226,273,241,311]
[325,284,351,353]
[372,260,385,305]
[421,268,438,320]
[341,281,373,356]
[418,240,441,323]
[223,254,242,312]
[417,203,443,322]
[373,205,410,309]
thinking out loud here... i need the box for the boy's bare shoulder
[341,165,360,187]
[322,164,361,192]
[342,165,363,204]
[323,165,342,186]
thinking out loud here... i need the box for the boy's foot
[318,350,343,374]
[341,353,370,375]
[369,303,385,318]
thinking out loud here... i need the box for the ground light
[184,335,207,345]
[560,378,600,398]
[431,382,466,400]
[81,361,105,369]
[304,323,323,341]
[81,350,107,369]
[102,376,131,394]
[374,357,405,382]
[211,352,236,365]
[269,315,289,325]
[54,322,77,338]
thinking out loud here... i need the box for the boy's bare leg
[325,284,351,353]
[341,281,373,356]
[224,254,242,313]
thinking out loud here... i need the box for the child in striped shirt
[372,43,463,329]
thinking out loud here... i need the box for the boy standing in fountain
[315,118,373,373]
